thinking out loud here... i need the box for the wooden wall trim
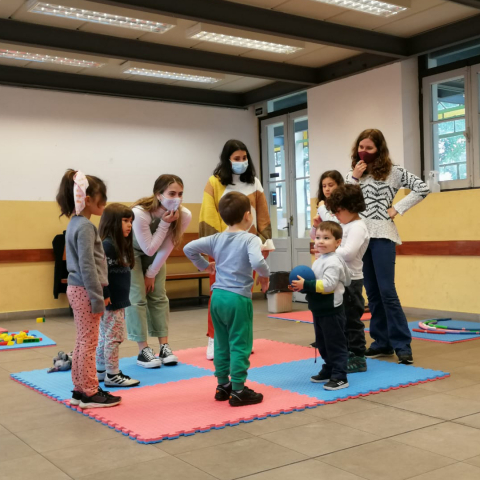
[309,240,480,256]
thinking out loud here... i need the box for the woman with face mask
[126,175,191,368]
[199,139,272,360]
[347,129,429,366]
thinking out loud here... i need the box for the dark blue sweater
[102,238,131,311]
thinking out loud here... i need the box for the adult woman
[126,174,191,368]
[199,139,272,359]
[347,129,429,365]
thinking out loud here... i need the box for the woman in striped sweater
[347,129,429,365]
[199,139,272,360]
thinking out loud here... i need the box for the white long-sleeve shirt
[346,165,429,245]
[336,219,370,280]
[132,205,192,278]
[309,204,339,240]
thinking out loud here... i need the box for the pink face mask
[358,150,377,164]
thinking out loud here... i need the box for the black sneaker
[310,341,317,348]
[347,352,367,373]
[215,383,232,401]
[311,369,330,383]
[397,353,414,365]
[323,378,349,391]
[365,347,395,358]
[229,386,263,407]
[70,390,82,406]
[79,388,122,409]
[105,371,140,387]
[159,343,178,366]
[137,346,162,368]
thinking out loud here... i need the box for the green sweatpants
[210,289,253,390]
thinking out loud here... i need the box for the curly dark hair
[316,170,344,204]
[325,184,366,214]
[213,139,256,186]
[350,129,393,181]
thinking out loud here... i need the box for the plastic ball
[289,265,316,293]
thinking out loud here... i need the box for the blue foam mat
[0,330,56,351]
[366,320,480,343]
[248,358,448,402]
[11,356,211,401]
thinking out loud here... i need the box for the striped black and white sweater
[346,165,429,245]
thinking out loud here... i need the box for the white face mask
[231,160,249,175]
[159,195,181,212]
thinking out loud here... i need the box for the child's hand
[262,250,269,259]
[312,215,321,228]
[104,297,112,307]
[205,262,216,275]
[162,210,180,223]
[145,276,155,293]
[290,275,305,292]
[257,276,270,293]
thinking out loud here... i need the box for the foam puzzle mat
[366,320,480,344]
[268,310,371,323]
[0,330,56,351]
[11,339,449,444]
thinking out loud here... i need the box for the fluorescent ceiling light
[28,2,175,33]
[311,0,409,17]
[186,24,303,55]
[0,49,104,68]
[124,67,222,83]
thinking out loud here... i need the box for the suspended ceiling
[0,0,478,108]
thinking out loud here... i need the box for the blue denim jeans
[363,238,412,355]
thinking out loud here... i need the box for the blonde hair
[131,174,184,248]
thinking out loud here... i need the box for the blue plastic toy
[289,265,316,293]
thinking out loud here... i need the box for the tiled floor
[1,300,480,480]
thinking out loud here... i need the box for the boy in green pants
[184,192,270,406]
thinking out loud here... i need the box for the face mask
[231,160,248,175]
[358,150,378,164]
[159,195,181,212]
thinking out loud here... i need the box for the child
[291,221,351,391]
[96,203,140,387]
[56,170,121,409]
[325,185,370,373]
[184,192,270,406]
[310,170,344,242]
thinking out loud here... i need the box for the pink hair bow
[73,171,89,215]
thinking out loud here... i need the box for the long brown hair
[316,170,344,204]
[99,203,135,268]
[56,169,107,218]
[131,174,184,248]
[350,129,393,181]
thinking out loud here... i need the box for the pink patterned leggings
[96,309,126,374]
[67,286,101,397]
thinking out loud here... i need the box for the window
[423,65,480,189]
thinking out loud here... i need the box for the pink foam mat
[66,377,323,444]
[178,339,315,372]
[268,310,371,323]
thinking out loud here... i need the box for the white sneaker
[104,371,140,387]
[206,337,214,360]
[137,346,162,368]
[159,343,178,365]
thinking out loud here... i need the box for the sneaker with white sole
[70,390,82,406]
[137,346,162,368]
[104,371,140,387]
[159,343,178,365]
[206,337,214,360]
[79,388,121,409]
[323,378,349,391]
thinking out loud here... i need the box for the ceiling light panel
[27,2,175,33]
[124,67,222,84]
[186,24,304,55]
[311,0,409,17]
[0,48,104,68]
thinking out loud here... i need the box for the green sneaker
[347,353,367,373]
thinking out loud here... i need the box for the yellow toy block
[5,335,12,342]
[25,336,34,340]
[7,341,14,346]
[36,317,45,323]
[0,334,6,339]
[16,338,23,344]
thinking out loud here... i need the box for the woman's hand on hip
[162,210,180,223]
[352,161,367,179]
[145,276,155,293]
[387,207,398,220]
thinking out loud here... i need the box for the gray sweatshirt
[66,215,108,314]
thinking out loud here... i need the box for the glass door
[471,62,480,186]
[261,109,310,301]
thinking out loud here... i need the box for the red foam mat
[268,310,371,323]
[67,378,322,443]
[178,339,315,371]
